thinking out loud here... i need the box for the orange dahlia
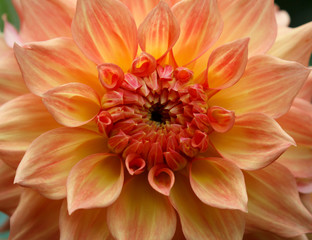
[1,0,312,239]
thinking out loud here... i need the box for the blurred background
[0,0,311,238]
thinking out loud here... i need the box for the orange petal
[148,164,175,196]
[277,146,312,179]
[0,49,28,106]
[138,1,180,60]
[301,193,312,214]
[10,189,62,240]
[207,38,249,89]
[14,38,100,97]
[209,55,310,118]
[210,113,295,170]
[72,0,138,71]
[244,231,308,240]
[59,201,111,240]
[0,160,21,216]
[217,0,277,55]
[277,98,312,146]
[172,0,223,66]
[119,0,159,26]
[207,106,235,133]
[297,177,312,194]
[169,173,245,240]
[15,127,107,199]
[297,71,312,102]
[67,153,123,214]
[43,83,101,127]
[107,174,177,240]
[244,162,312,237]
[0,94,60,168]
[268,22,312,66]
[17,0,74,42]
[190,157,247,212]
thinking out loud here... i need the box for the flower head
[1,0,312,239]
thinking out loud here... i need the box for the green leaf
[0,0,20,32]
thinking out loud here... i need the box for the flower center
[149,103,170,124]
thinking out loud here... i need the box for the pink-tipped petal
[244,163,312,237]
[277,98,312,146]
[172,0,223,65]
[2,15,22,48]
[14,38,100,96]
[217,0,277,55]
[209,55,310,118]
[169,173,245,240]
[190,157,247,212]
[107,175,177,240]
[72,0,138,71]
[138,1,180,60]
[42,83,101,127]
[14,128,107,199]
[67,153,123,214]
[119,0,160,26]
[210,113,295,170]
[207,106,235,133]
[0,160,22,216]
[18,0,74,42]
[59,201,111,240]
[207,38,249,89]
[268,22,312,66]
[0,94,60,168]
[148,165,175,196]
[10,189,62,240]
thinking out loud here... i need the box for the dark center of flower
[149,103,170,124]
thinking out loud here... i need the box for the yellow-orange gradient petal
[217,0,277,55]
[10,189,62,240]
[207,38,249,89]
[268,22,312,66]
[72,0,138,71]
[0,160,21,216]
[0,94,60,168]
[244,163,312,237]
[244,231,308,240]
[14,127,108,199]
[59,201,112,240]
[14,38,100,97]
[298,71,312,102]
[43,83,101,127]
[107,175,177,240]
[169,173,245,240]
[17,0,74,42]
[119,0,160,27]
[138,1,180,60]
[210,113,295,170]
[67,153,123,214]
[190,157,247,212]
[172,0,223,66]
[209,55,310,118]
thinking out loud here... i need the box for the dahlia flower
[1,0,312,239]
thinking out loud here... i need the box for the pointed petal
[18,0,74,42]
[14,38,100,97]
[119,0,159,26]
[59,201,111,240]
[138,1,180,60]
[72,0,138,71]
[15,128,107,199]
[207,38,249,89]
[209,55,310,118]
[0,160,21,216]
[172,0,223,65]
[10,189,62,240]
[3,15,22,48]
[277,146,312,179]
[43,83,101,127]
[268,22,312,66]
[107,175,177,240]
[169,173,245,240]
[67,153,123,214]
[190,157,247,212]
[244,162,312,237]
[210,113,295,170]
[0,94,60,168]
[277,98,312,146]
[217,0,277,55]
[0,50,28,106]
